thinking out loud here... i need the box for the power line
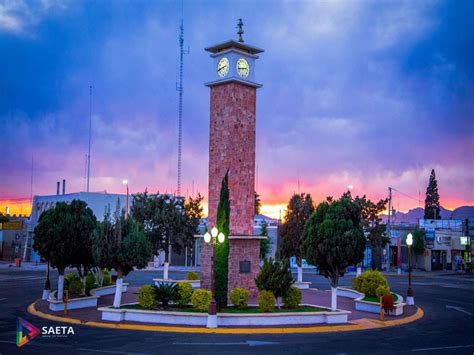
[391,187,422,205]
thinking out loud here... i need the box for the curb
[27,301,424,334]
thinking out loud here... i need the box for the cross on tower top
[237,18,244,42]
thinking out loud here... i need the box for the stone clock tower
[200,25,265,296]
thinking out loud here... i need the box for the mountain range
[381,206,474,224]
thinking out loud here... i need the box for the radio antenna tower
[87,85,92,193]
[176,5,189,197]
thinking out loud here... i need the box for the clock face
[237,58,250,78]
[217,57,229,77]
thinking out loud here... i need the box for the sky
[0,0,473,218]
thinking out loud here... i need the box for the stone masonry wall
[228,238,260,297]
[200,81,257,292]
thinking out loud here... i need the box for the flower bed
[99,303,350,326]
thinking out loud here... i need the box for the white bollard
[206,314,218,328]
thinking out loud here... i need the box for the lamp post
[122,180,129,219]
[406,233,414,305]
[203,226,225,328]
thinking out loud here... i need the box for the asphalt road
[0,268,473,355]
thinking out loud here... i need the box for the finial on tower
[237,18,244,42]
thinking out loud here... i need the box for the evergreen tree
[354,195,389,270]
[33,200,97,300]
[259,220,271,260]
[93,207,151,308]
[254,191,261,215]
[215,171,230,308]
[279,193,314,281]
[303,193,365,310]
[424,169,441,219]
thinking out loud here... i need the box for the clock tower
[200,24,264,296]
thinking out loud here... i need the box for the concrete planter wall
[337,287,364,299]
[90,283,128,297]
[294,281,311,289]
[99,303,350,326]
[48,284,128,312]
[153,278,200,289]
[354,292,405,316]
[48,291,99,312]
[337,287,405,316]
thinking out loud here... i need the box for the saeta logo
[16,317,40,347]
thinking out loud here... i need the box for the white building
[27,191,127,262]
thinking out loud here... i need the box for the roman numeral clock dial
[217,57,229,77]
[237,58,250,78]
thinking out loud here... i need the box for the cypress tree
[215,171,230,308]
[424,169,441,219]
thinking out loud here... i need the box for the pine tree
[259,220,271,260]
[424,169,441,219]
[215,171,230,309]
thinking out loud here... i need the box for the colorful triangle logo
[16,317,40,347]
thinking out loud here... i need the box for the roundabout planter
[337,287,406,316]
[99,303,350,327]
[153,278,200,289]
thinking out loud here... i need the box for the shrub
[64,272,83,296]
[155,283,178,309]
[258,290,275,313]
[230,288,249,309]
[376,285,391,298]
[103,269,112,286]
[176,282,194,307]
[138,285,156,309]
[282,286,302,309]
[85,272,97,294]
[186,271,199,280]
[352,270,389,297]
[255,257,294,308]
[191,289,212,312]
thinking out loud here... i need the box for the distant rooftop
[205,40,264,55]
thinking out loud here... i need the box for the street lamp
[122,180,129,219]
[406,233,414,305]
[203,226,226,328]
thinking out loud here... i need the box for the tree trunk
[331,287,337,311]
[113,268,124,308]
[356,266,362,276]
[57,269,65,301]
[163,247,170,280]
[42,262,51,300]
[297,265,303,283]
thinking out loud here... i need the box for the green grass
[118,304,328,313]
[362,294,399,303]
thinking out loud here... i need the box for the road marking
[438,298,474,306]
[412,344,474,351]
[446,305,473,316]
[28,301,424,334]
[0,298,6,301]
[174,340,279,346]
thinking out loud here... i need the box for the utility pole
[87,85,92,193]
